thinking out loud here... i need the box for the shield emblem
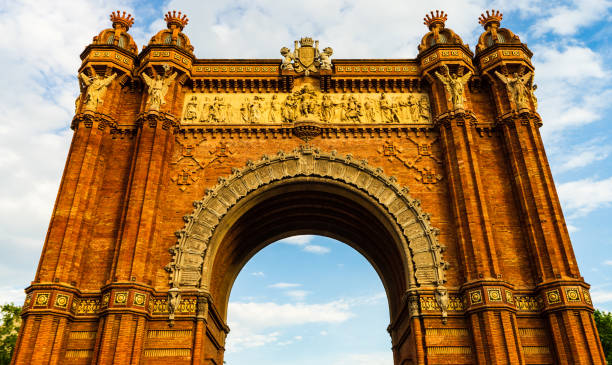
[297,46,315,68]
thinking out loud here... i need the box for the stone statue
[240,98,250,123]
[280,47,295,71]
[379,93,400,123]
[435,65,472,110]
[282,94,298,122]
[269,94,281,122]
[142,64,178,111]
[495,71,533,110]
[531,84,538,110]
[320,47,333,70]
[418,96,431,122]
[208,96,227,123]
[363,97,377,122]
[183,96,199,121]
[250,96,263,123]
[342,95,362,123]
[320,94,335,122]
[78,72,117,111]
[297,85,318,117]
[435,286,449,324]
[167,288,180,325]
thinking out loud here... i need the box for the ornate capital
[136,110,179,132]
[71,111,117,131]
[497,110,542,128]
[433,109,478,129]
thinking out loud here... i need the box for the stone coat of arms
[281,37,333,75]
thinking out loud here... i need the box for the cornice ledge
[136,110,179,131]
[433,109,478,128]
[496,109,542,128]
[71,110,118,131]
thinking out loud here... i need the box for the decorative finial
[479,9,503,29]
[164,10,189,30]
[424,10,448,30]
[110,10,134,30]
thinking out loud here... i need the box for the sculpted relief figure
[379,93,400,123]
[142,64,178,111]
[78,72,117,111]
[269,95,281,122]
[495,70,533,110]
[208,96,228,123]
[320,94,335,123]
[183,96,199,121]
[435,64,472,110]
[419,96,431,122]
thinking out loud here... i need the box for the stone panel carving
[180,88,432,125]
[167,146,447,294]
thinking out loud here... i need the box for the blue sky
[1,0,612,364]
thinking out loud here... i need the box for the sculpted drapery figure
[268,95,281,122]
[183,96,198,121]
[78,72,117,111]
[142,64,178,111]
[495,71,533,110]
[379,93,400,123]
[435,64,472,110]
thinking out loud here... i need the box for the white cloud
[268,282,302,289]
[251,271,265,277]
[532,0,612,36]
[0,287,26,306]
[604,260,612,266]
[286,290,310,301]
[226,299,353,352]
[278,236,331,254]
[551,138,612,173]
[591,290,612,304]
[332,352,393,365]
[532,44,610,136]
[303,245,331,254]
[557,176,612,218]
[228,300,353,330]
[279,235,315,246]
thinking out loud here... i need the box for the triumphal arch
[12,9,606,365]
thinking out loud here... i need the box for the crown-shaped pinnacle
[164,10,189,30]
[479,9,503,28]
[300,37,314,47]
[110,10,135,30]
[424,10,448,30]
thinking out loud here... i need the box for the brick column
[110,110,177,283]
[35,111,115,285]
[437,111,524,364]
[499,112,606,363]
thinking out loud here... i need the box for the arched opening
[224,235,392,364]
[168,148,447,364]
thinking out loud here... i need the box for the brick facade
[11,9,606,365]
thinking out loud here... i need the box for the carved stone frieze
[168,146,448,291]
[180,88,432,125]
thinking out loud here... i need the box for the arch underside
[167,145,447,319]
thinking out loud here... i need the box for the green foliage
[0,303,21,365]
[595,309,612,364]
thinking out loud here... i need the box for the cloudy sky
[1,0,612,363]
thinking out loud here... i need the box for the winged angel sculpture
[142,64,178,111]
[495,71,533,110]
[435,65,472,110]
[78,72,117,111]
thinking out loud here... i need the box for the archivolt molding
[166,145,448,292]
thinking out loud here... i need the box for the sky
[0,0,612,363]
